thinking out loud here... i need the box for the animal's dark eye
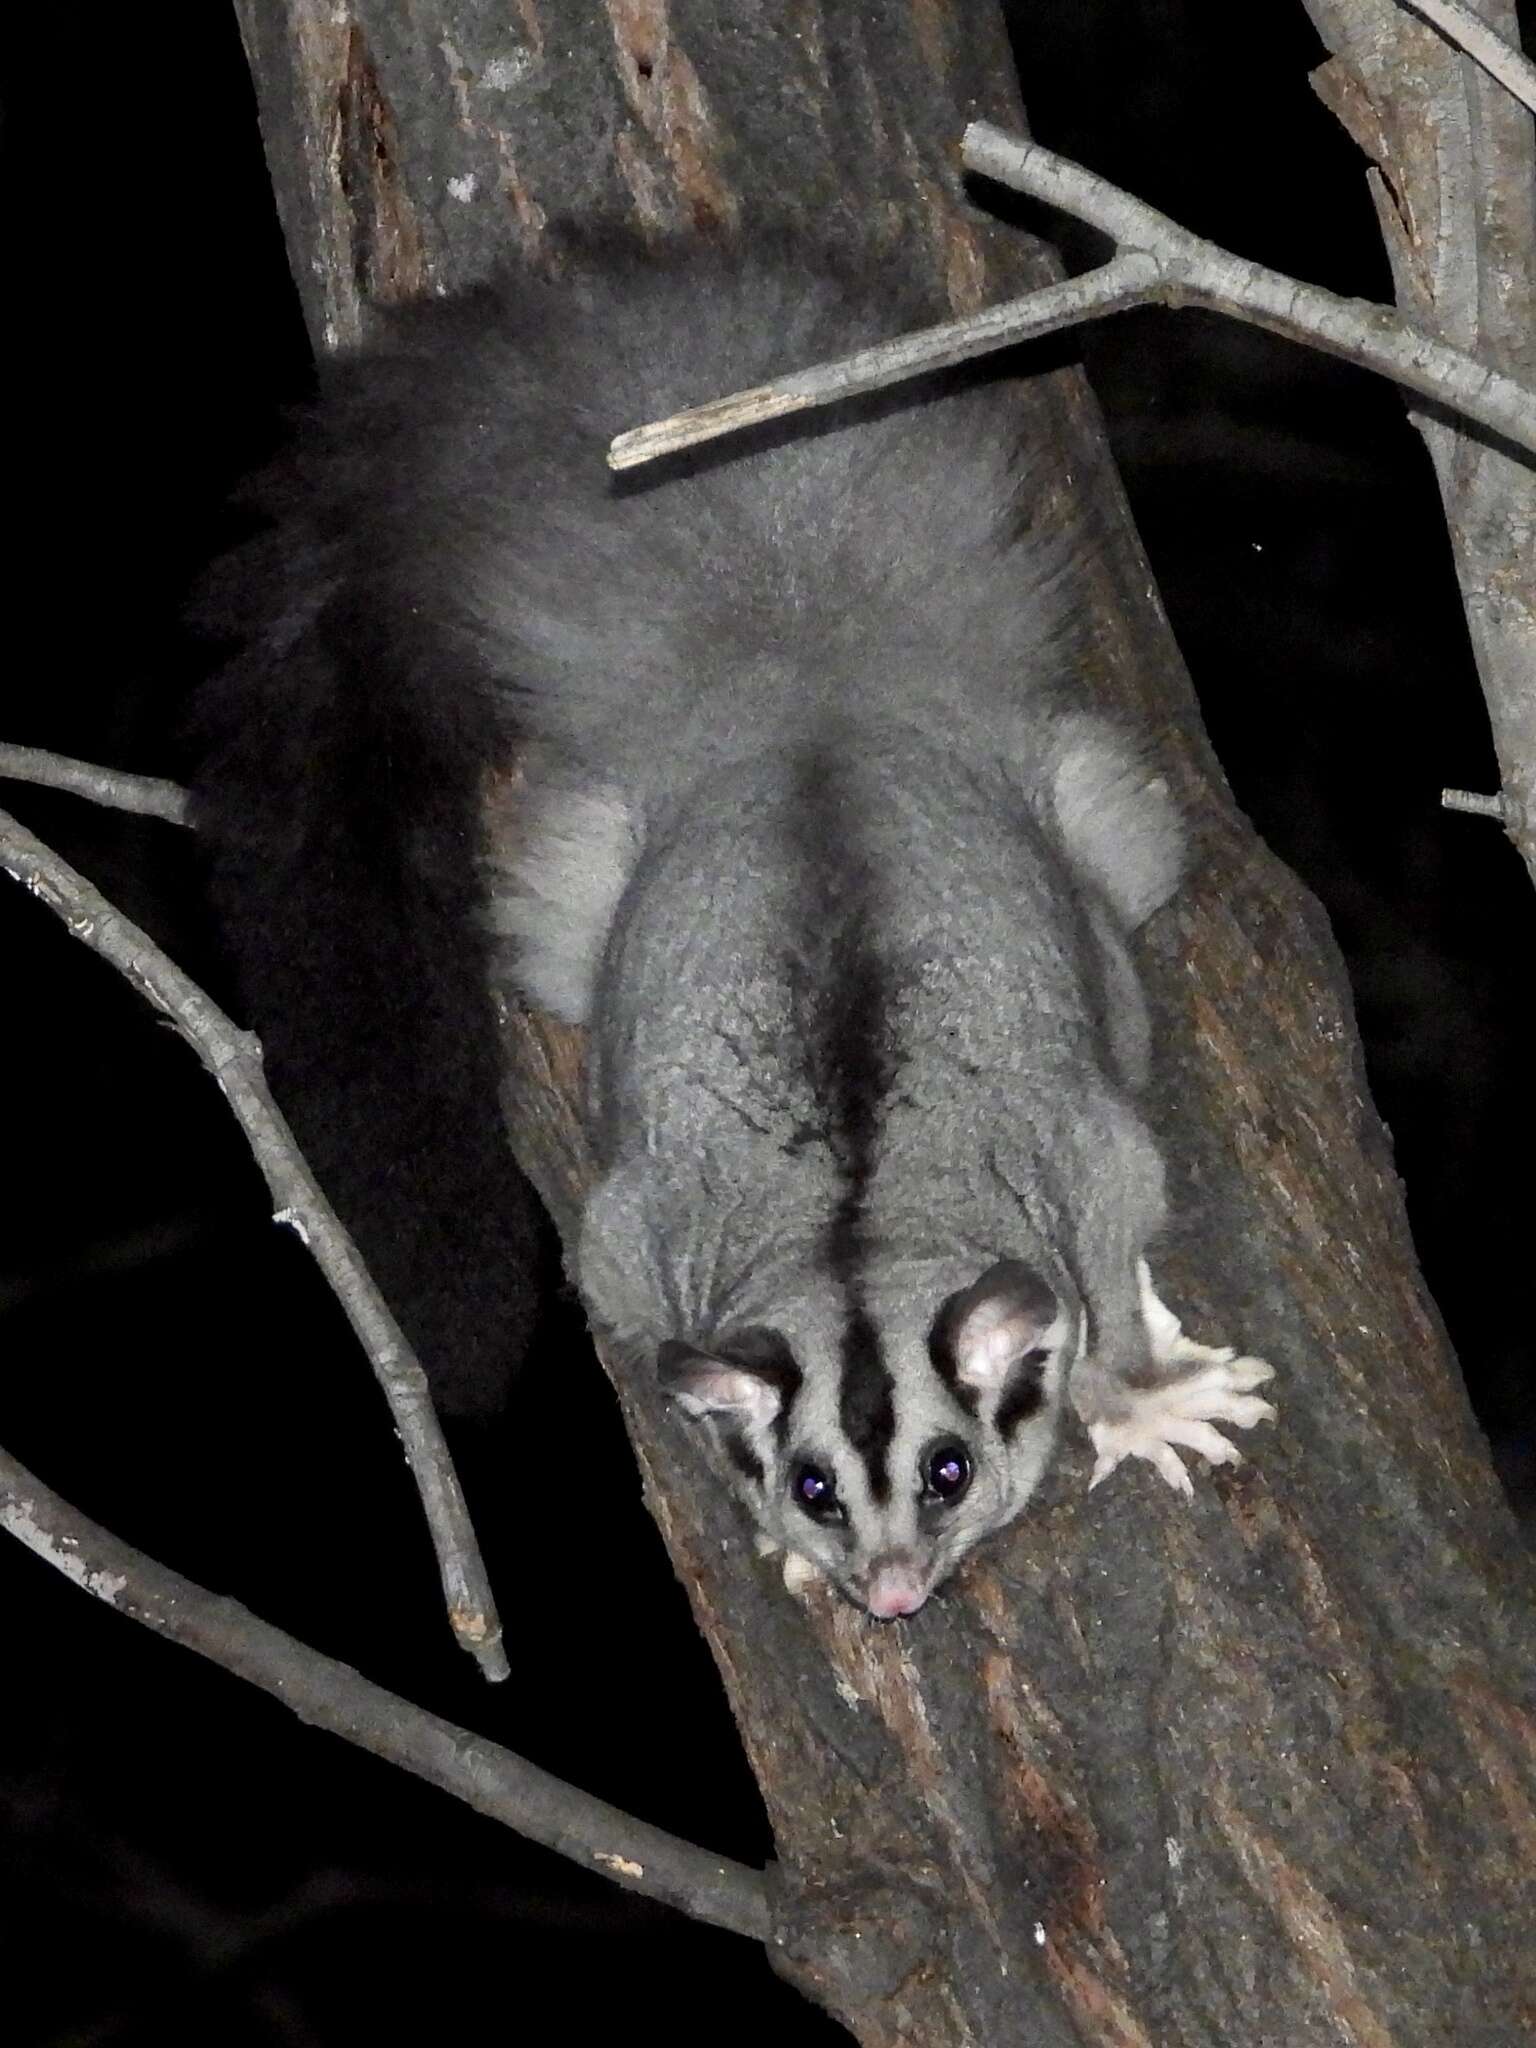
[923,1440,972,1506]
[791,1461,843,1523]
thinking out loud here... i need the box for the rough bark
[1308,0,1536,889]
[233,4,1536,2042]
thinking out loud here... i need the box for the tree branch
[0,1437,772,1942]
[961,120,1536,445]
[0,796,509,1683]
[0,743,190,825]
[607,251,1160,469]
[22,5,1536,2033]
[1396,0,1536,116]
[1306,0,1536,888]
[1441,787,1509,818]
[607,125,1536,475]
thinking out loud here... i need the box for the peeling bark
[233,4,1536,2041]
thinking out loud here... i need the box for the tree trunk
[235,3,1536,2040]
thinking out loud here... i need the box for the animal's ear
[932,1259,1063,1394]
[658,1326,801,1430]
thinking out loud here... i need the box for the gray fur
[569,721,1177,1613]
[339,241,1195,1613]
[485,760,637,1023]
[1048,714,1184,931]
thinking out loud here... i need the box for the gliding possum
[194,237,1275,1620]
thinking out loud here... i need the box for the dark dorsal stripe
[786,750,900,1504]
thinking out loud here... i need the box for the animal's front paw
[1086,1354,1276,1495]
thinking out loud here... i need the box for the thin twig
[1441,787,1509,818]
[0,801,510,1683]
[0,743,190,824]
[1397,0,1536,117]
[607,126,1536,473]
[607,252,1159,469]
[0,1440,772,1941]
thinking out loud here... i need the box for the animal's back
[191,236,1175,1423]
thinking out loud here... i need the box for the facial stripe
[723,1432,766,1487]
[931,1263,1057,1441]
[839,1303,896,1503]
[927,1298,981,1417]
[825,952,898,1503]
[995,1369,1046,1441]
[787,751,901,1503]
[718,1323,803,1448]
[771,1374,801,1451]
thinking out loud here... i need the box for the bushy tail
[185,234,1119,1405]
[190,569,550,1418]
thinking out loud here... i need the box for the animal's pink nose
[864,1555,928,1619]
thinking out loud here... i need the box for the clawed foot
[1085,1265,1277,1495]
[1087,1354,1276,1493]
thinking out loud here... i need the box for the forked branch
[0,769,508,1683]
[607,126,1536,472]
[1,749,778,1932]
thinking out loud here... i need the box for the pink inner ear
[955,1297,1049,1391]
[673,1361,781,1428]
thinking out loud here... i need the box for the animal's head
[659,1258,1075,1617]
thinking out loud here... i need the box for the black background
[3,5,1533,2043]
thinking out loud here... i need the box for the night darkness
[4,6,1534,2043]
